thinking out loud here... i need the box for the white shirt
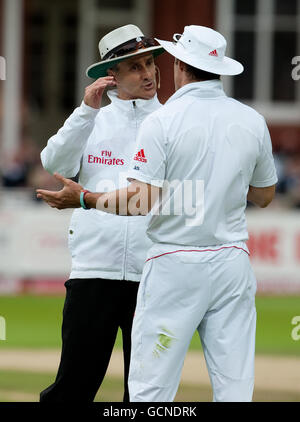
[41,90,161,281]
[127,80,278,247]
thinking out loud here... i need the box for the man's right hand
[84,76,117,109]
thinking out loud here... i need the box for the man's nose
[142,67,152,79]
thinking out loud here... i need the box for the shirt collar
[107,89,161,114]
[166,80,226,104]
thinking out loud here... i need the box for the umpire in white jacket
[39,24,164,402]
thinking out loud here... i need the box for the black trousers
[40,278,139,402]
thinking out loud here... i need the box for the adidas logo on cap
[209,49,218,57]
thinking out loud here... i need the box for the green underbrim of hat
[86,46,165,79]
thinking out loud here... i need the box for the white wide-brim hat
[86,24,164,79]
[155,25,243,76]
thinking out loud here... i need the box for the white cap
[155,25,244,76]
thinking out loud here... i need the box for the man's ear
[175,59,185,72]
[178,60,186,72]
[108,67,120,83]
[107,68,118,84]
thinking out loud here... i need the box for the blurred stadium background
[0,0,299,402]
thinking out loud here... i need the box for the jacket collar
[107,89,161,116]
[166,80,226,104]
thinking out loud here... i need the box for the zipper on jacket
[132,100,138,131]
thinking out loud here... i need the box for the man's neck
[176,78,214,91]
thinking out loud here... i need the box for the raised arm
[41,77,116,178]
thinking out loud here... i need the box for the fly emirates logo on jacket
[88,150,124,166]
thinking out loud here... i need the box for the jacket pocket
[67,210,80,256]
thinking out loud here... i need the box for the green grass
[0,295,299,355]
[0,370,299,402]
[255,296,300,355]
[0,296,64,348]
[0,370,53,394]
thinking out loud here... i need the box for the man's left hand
[36,173,83,209]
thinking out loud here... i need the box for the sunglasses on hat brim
[103,37,156,61]
[86,44,164,79]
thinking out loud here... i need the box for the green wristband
[80,191,89,210]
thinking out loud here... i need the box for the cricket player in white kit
[37,25,277,402]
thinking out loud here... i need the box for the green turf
[0,370,299,402]
[0,295,299,355]
[0,295,64,348]
[255,296,300,355]
[0,370,54,394]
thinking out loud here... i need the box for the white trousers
[128,243,257,402]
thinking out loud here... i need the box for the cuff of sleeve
[79,101,100,116]
[250,176,278,188]
[126,171,164,188]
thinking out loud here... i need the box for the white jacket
[41,90,161,281]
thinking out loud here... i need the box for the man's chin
[141,87,157,99]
